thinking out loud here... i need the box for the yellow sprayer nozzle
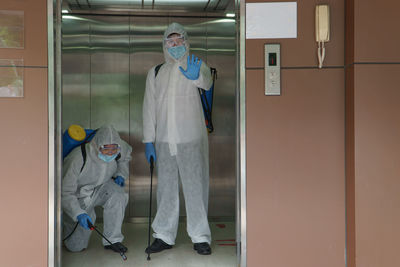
[68,124,86,141]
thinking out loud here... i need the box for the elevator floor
[62,221,236,267]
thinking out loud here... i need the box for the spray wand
[147,156,154,261]
[87,221,127,261]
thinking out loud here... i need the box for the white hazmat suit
[142,23,213,245]
[62,125,132,252]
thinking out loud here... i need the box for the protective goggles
[99,144,120,154]
[164,36,185,48]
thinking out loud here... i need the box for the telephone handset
[315,5,330,68]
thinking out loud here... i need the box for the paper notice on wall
[0,59,24,97]
[0,10,24,49]
[246,2,297,39]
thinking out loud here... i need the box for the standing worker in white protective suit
[142,22,213,255]
[62,125,132,254]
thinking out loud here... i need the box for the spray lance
[87,221,128,261]
[63,219,127,261]
[147,156,154,261]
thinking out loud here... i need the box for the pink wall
[246,1,346,266]
[346,1,400,266]
[246,69,345,267]
[247,0,400,266]
[354,65,400,267]
[0,0,48,266]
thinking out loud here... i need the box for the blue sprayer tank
[62,124,96,159]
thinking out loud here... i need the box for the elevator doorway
[57,0,241,266]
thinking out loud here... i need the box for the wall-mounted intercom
[315,4,330,68]
[264,43,281,96]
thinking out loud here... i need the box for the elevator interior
[61,0,238,265]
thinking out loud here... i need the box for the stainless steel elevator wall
[62,15,237,219]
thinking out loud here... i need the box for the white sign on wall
[246,2,297,39]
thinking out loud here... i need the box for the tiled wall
[0,0,48,266]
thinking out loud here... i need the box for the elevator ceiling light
[226,13,235,17]
[65,0,233,13]
[156,0,208,3]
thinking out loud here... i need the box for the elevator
[60,0,239,266]
[62,9,237,220]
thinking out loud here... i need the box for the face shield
[98,144,120,163]
[164,35,186,48]
[99,144,121,155]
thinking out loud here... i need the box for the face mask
[98,152,118,163]
[168,45,186,60]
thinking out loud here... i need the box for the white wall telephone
[315,5,330,68]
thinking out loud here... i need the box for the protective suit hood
[163,22,190,63]
[91,125,122,150]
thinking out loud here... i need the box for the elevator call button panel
[264,44,281,95]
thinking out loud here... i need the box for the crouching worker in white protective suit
[62,125,132,254]
[143,22,213,255]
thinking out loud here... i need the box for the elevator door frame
[48,0,247,266]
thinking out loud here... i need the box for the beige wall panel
[0,0,48,66]
[246,0,344,68]
[0,68,48,266]
[354,0,400,62]
[246,69,345,267]
[354,64,400,267]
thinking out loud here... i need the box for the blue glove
[77,213,93,230]
[145,142,156,164]
[114,176,125,187]
[179,54,202,80]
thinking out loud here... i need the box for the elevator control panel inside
[264,44,281,95]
